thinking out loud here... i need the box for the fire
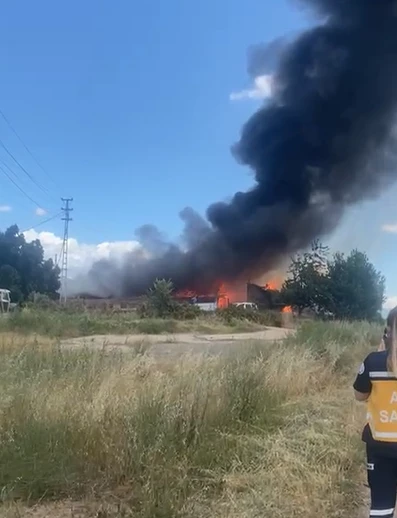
[174,281,247,309]
[216,283,237,308]
[282,305,293,313]
[257,272,286,291]
[217,295,229,308]
[218,282,248,304]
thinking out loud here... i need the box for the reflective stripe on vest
[367,372,397,442]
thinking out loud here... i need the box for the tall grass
[0,308,273,338]
[0,320,381,517]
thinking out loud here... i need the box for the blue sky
[1,0,397,305]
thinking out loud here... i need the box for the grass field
[0,307,282,338]
[0,319,381,517]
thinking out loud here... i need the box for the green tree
[147,278,175,317]
[0,225,60,302]
[325,250,385,321]
[0,265,23,301]
[281,240,329,315]
[282,242,385,321]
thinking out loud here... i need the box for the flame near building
[173,277,285,311]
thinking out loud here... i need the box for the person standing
[354,307,397,518]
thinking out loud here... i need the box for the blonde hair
[387,307,397,376]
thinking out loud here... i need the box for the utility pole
[60,198,73,304]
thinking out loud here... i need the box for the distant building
[246,283,284,310]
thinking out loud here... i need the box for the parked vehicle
[0,289,11,313]
[233,302,258,311]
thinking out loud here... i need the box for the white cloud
[384,296,397,311]
[0,205,12,213]
[35,207,47,216]
[230,74,273,101]
[23,229,141,276]
[381,223,397,233]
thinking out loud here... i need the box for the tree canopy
[281,241,385,321]
[0,225,60,302]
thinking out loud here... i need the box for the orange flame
[282,305,293,313]
[174,281,248,308]
[217,295,229,308]
[217,283,234,307]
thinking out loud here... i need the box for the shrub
[217,305,282,327]
[137,279,202,320]
[26,293,59,310]
[146,279,176,317]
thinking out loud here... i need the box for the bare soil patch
[60,327,294,357]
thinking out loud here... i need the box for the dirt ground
[60,327,294,357]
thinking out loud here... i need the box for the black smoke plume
[82,0,397,297]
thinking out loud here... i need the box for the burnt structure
[247,283,284,310]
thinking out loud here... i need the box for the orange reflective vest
[367,371,397,442]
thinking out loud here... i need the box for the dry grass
[0,308,271,338]
[0,321,380,517]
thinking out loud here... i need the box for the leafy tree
[281,240,329,315]
[281,241,385,321]
[0,225,60,302]
[0,265,23,301]
[325,250,385,321]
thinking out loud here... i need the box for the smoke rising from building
[82,0,397,297]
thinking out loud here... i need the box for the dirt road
[61,327,294,357]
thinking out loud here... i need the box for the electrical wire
[0,111,70,271]
[0,138,55,201]
[20,211,62,234]
[20,211,64,269]
[0,157,50,213]
[0,109,63,193]
[0,156,21,183]
[0,163,44,209]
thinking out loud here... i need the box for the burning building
[173,282,246,311]
[79,0,397,300]
[246,283,284,310]
[172,281,285,311]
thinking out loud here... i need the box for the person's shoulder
[367,350,388,360]
[364,351,388,369]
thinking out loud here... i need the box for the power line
[0,163,44,208]
[0,109,63,193]
[0,156,50,213]
[60,198,73,303]
[0,156,22,183]
[20,212,62,234]
[0,138,55,201]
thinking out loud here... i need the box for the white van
[233,302,258,311]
